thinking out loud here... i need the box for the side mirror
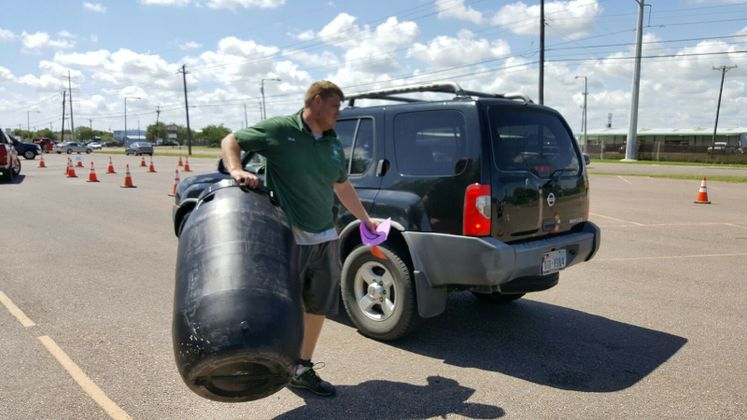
[583,152,591,166]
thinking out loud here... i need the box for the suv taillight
[0,145,7,165]
[463,183,491,236]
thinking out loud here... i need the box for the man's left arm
[334,180,378,232]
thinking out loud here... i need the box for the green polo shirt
[234,111,348,232]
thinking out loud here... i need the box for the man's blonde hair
[304,80,344,108]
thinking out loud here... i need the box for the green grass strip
[592,158,747,168]
[589,171,747,183]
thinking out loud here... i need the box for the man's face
[313,94,341,131]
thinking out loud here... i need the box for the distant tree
[75,126,95,141]
[197,124,231,147]
[35,128,58,140]
[146,122,167,143]
[176,126,197,145]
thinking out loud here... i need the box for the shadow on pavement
[4,174,26,184]
[276,375,504,419]
[331,293,687,393]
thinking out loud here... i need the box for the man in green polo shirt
[220,80,377,397]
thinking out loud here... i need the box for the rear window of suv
[488,107,580,177]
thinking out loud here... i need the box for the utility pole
[575,75,588,152]
[711,65,737,145]
[261,78,281,120]
[180,64,193,156]
[61,90,67,141]
[539,0,545,105]
[625,0,645,161]
[68,70,75,141]
[156,105,161,125]
[243,103,248,128]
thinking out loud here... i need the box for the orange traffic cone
[184,157,192,172]
[148,158,157,173]
[121,164,136,188]
[67,159,78,178]
[140,156,147,167]
[168,168,181,197]
[38,154,47,168]
[694,177,711,204]
[178,156,184,167]
[65,158,71,175]
[106,156,116,174]
[87,162,100,182]
[75,157,84,168]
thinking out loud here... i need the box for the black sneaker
[289,361,336,397]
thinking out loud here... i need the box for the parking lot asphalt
[1,153,745,419]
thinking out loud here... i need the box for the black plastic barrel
[173,179,303,402]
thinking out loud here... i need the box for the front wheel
[341,244,418,341]
[23,150,36,160]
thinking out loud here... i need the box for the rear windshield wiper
[542,167,577,187]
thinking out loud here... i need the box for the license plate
[542,249,567,275]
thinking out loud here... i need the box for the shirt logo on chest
[287,137,296,142]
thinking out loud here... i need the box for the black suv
[172,82,600,341]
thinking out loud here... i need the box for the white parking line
[590,212,645,226]
[595,252,747,262]
[617,176,633,185]
[38,336,132,420]
[0,290,36,327]
[725,223,747,230]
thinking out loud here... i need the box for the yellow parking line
[38,336,132,420]
[0,291,36,327]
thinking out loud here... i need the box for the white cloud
[492,0,601,39]
[408,29,510,68]
[318,13,361,49]
[291,30,315,42]
[436,0,483,24]
[318,14,419,82]
[205,0,286,9]
[179,41,202,50]
[0,28,14,42]
[0,66,13,82]
[140,0,191,6]
[21,32,75,51]
[83,2,106,13]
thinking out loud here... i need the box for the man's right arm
[220,132,260,189]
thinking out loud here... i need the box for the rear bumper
[402,221,600,289]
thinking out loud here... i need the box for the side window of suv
[394,110,466,176]
[336,118,374,176]
[350,118,373,175]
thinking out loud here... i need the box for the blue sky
[1,0,746,134]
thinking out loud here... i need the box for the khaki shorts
[295,240,341,315]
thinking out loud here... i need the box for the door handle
[376,159,389,176]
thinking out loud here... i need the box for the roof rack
[345,81,533,106]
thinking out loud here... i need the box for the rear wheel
[2,157,21,181]
[341,244,418,341]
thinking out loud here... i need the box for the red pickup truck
[0,130,22,182]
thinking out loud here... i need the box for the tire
[66,149,72,154]
[341,244,418,341]
[86,149,92,154]
[2,157,21,181]
[471,291,525,303]
[176,211,192,237]
[23,150,36,160]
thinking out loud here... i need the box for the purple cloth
[359,218,391,246]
